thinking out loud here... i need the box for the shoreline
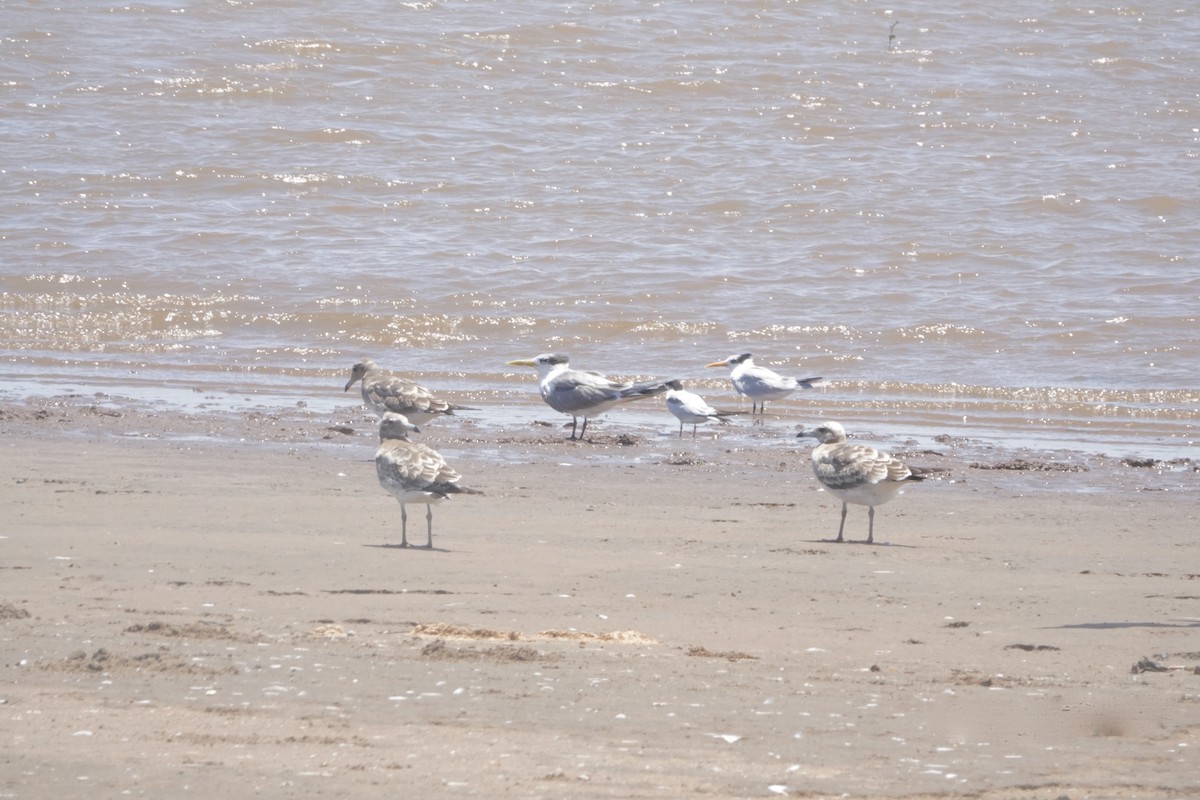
[0,389,1195,487]
[0,358,1196,463]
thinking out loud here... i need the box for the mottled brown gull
[345,359,473,425]
[798,421,944,545]
[374,413,481,549]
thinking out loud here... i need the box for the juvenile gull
[705,353,822,414]
[374,412,481,549]
[798,421,942,545]
[664,379,739,438]
[506,353,672,440]
[345,359,473,425]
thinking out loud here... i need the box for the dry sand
[1,396,1198,799]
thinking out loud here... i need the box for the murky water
[2,1,1197,457]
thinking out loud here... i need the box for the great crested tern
[374,412,481,549]
[345,359,474,425]
[705,353,822,413]
[664,379,739,438]
[798,421,942,545]
[507,353,673,440]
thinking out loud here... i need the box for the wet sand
[1,396,1198,799]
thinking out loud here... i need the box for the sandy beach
[1,395,1198,799]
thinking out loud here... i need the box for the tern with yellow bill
[507,353,672,440]
[705,353,822,414]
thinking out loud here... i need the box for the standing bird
[664,379,739,438]
[705,353,822,414]
[345,359,474,425]
[374,412,481,549]
[506,353,673,441]
[798,421,942,545]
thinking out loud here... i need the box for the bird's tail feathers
[906,466,949,481]
[795,376,825,389]
[432,483,484,497]
[619,380,673,400]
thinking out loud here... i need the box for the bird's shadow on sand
[363,543,452,553]
[801,537,919,549]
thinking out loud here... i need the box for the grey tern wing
[543,369,624,413]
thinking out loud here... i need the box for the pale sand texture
[1,398,1198,799]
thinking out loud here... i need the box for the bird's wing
[906,465,946,480]
[366,375,450,415]
[376,440,458,489]
[884,456,916,483]
[544,370,623,412]
[572,369,629,391]
[672,391,717,417]
[665,394,694,420]
[736,365,790,393]
[422,444,464,486]
[617,379,671,400]
[815,443,902,490]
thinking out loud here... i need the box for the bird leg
[423,506,434,549]
[866,506,875,545]
[399,503,410,548]
[578,417,590,440]
[835,501,848,543]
